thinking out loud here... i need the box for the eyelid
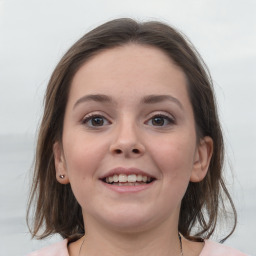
[145,111,176,126]
[81,112,112,127]
[147,111,175,121]
[81,110,109,121]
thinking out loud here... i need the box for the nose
[109,122,145,158]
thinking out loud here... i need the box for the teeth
[116,182,144,186]
[128,174,136,182]
[113,174,119,182]
[119,174,127,182]
[104,173,153,184]
[142,176,147,182]
[137,174,142,181]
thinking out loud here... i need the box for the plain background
[0,0,255,255]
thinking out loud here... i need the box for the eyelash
[81,112,175,128]
[81,114,111,128]
[145,113,175,127]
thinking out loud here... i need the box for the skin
[53,44,213,256]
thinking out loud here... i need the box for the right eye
[145,114,175,127]
[82,114,111,127]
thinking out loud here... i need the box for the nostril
[115,149,122,154]
[132,148,140,154]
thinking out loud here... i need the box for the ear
[190,136,213,182]
[53,141,70,184]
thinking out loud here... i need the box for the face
[54,44,212,233]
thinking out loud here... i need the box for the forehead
[68,44,189,107]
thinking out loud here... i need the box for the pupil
[153,117,164,126]
[92,117,103,126]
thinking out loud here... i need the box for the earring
[59,174,65,179]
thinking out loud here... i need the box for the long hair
[27,18,236,242]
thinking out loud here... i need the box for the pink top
[27,239,249,256]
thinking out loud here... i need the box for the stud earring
[59,174,65,179]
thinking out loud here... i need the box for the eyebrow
[142,95,183,110]
[73,94,115,109]
[73,94,183,110]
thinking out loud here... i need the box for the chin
[106,217,154,234]
[93,204,169,233]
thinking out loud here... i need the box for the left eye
[146,115,174,126]
[82,115,110,127]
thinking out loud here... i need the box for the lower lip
[101,181,155,193]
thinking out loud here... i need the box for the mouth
[101,174,155,186]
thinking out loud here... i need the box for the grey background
[0,0,255,255]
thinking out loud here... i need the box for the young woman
[27,18,249,256]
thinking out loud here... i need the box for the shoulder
[200,240,249,256]
[27,239,69,256]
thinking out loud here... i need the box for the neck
[79,215,182,256]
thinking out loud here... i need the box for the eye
[146,114,175,126]
[82,114,111,127]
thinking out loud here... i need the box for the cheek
[151,135,196,179]
[62,134,109,207]
[63,133,108,179]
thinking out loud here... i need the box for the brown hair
[27,18,236,242]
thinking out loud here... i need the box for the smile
[103,174,154,186]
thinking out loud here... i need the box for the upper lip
[99,167,156,180]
